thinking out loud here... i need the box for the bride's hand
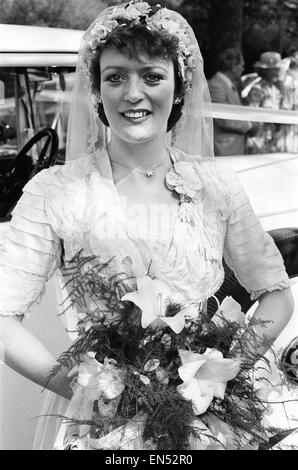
[66,352,95,381]
[67,363,80,380]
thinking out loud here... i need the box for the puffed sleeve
[0,171,63,318]
[222,164,290,300]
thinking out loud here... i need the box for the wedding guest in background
[246,51,283,154]
[277,53,298,153]
[208,48,253,156]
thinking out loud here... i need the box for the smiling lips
[121,110,152,121]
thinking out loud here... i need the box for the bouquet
[47,251,297,450]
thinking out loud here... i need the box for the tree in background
[177,0,210,61]
[206,0,244,78]
[0,0,187,28]
[0,0,107,29]
[2,0,298,74]
[243,0,298,70]
[104,0,186,7]
[179,0,298,76]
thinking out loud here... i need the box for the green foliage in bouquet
[46,251,290,450]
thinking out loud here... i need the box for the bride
[0,1,294,450]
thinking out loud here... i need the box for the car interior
[0,67,74,221]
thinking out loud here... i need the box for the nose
[123,75,144,103]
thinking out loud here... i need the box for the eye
[105,74,124,84]
[144,73,163,84]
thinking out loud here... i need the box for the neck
[221,70,234,81]
[107,134,170,170]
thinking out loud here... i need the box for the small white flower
[185,68,193,84]
[159,18,179,35]
[110,6,130,20]
[156,367,169,385]
[90,23,108,40]
[161,333,172,350]
[144,359,160,372]
[127,2,151,17]
[133,371,151,386]
[166,160,203,200]
[212,296,246,328]
[77,355,125,402]
[88,19,119,51]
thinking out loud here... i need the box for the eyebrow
[101,65,169,74]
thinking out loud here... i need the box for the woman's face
[99,47,175,144]
[263,68,281,83]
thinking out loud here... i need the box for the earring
[173,97,182,105]
[98,96,103,104]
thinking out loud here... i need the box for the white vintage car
[0,24,297,450]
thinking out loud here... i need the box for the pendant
[145,170,154,177]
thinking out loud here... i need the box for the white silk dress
[0,147,290,449]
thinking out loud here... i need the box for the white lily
[212,296,246,328]
[177,348,241,415]
[121,275,197,334]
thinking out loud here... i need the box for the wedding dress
[0,146,290,449]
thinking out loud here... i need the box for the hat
[254,51,283,69]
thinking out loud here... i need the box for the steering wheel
[0,127,59,220]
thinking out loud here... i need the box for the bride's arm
[220,163,294,361]
[231,287,294,363]
[0,170,72,396]
[0,315,73,400]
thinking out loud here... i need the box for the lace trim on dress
[0,310,28,318]
[0,266,48,318]
[250,280,291,300]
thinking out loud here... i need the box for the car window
[0,68,75,172]
[0,71,17,174]
[33,71,75,160]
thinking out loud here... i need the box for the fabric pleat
[0,177,62,317]
[222,164,290,299]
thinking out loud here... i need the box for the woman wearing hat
[245,51,283,154]
[278,53,298,153]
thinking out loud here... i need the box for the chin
[121,129,155,144]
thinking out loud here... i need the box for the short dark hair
[289,56,298,70]
[88,23,185,131]
[218,48,243,72]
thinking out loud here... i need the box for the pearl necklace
[110,158,167,177]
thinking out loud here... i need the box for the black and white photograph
[0,0,297,452]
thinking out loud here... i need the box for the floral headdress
[66,1,214,162]
[82,0,198,94]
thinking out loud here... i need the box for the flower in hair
[87,20,118,50]
[118,1,151,19]
[154,18,180,36]
[108,2,151,26]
